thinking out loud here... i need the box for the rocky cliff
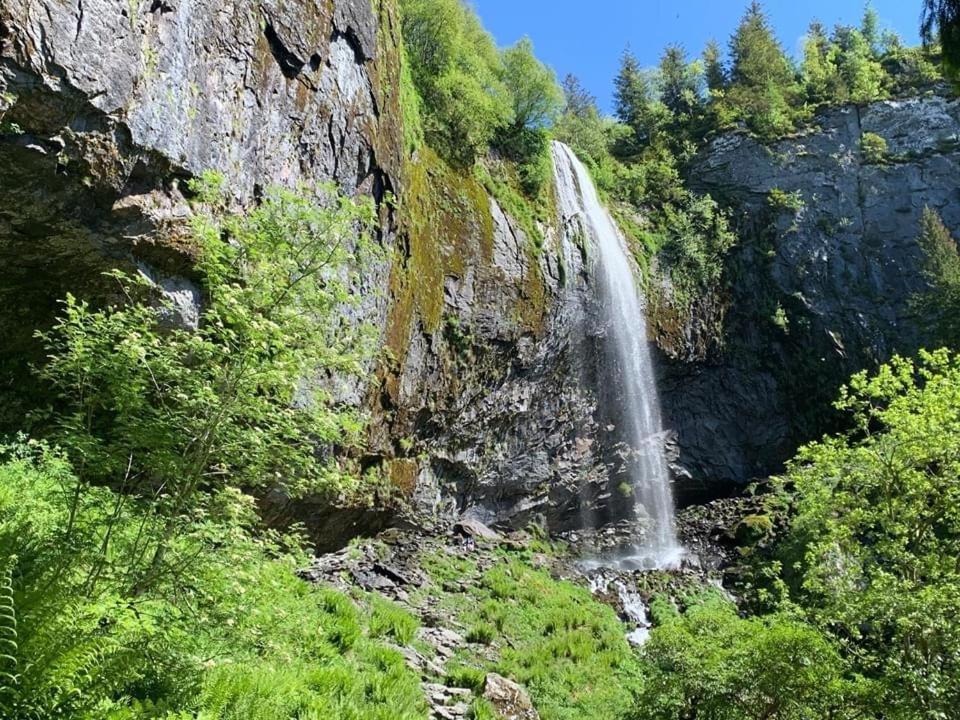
[0,0,619,545]
[660,94,960,498]
[4,0,960,541]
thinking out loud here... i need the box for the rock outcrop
[660,94,960,498]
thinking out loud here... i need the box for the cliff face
[660,94,960,498]
[5,0,960,539]
[0,0,616,542]
[0,0,405,410]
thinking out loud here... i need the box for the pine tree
[861,3,881,57]
[833,25,887,103]
[613,47,661,147]
[725,1,800,137]
[561,73,597,120]
[923,0,960,76]
[659,45,701,117]
[703,40,727,93]
[802,21,841,104]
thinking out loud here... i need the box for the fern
[0,558,20,712]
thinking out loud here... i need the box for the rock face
[5,0,960,538]
[0,0,619,542]
[0,0,404,423]
[660,95,960,497]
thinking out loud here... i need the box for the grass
[419,549,643,720]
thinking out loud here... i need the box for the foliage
[0,442,427,719]
[923,0,960,77]
[767,187,805,214]
[34,177,379,595]
[914,207,960,348]
[421,553,642,720]
[722,2,802,139]
[860,131,888,163]
[498,37,564,132]
[628,593,871,720]
[399,0,512,166]
[772,350,960,717]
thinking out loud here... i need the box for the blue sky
[471,1,923,113]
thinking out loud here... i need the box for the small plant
[466,622,497,645]
[447,665,487,692]
[860,132,888,164]
[772,303,790,333]
[767,187,805,214]
[369,596,420,646]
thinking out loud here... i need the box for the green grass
[420,551,642,720]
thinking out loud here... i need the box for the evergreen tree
[703,40,727,93]
[923,0,960,76]
[802,21,842,104]
[658,45,701,117]
[861,2,881,57]
[725,1,801,137]
[561,73,597,120]
[613,47,662,147]
[833,25,887,102]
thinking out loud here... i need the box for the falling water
[553,141,683,570]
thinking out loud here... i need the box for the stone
[483,673,539,720]
[454,519,502,542]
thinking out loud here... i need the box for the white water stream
[553,142,683,571]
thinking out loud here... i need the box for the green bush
[766,349,960,717]
[0,442,428,719]
[860,131,889,163]
[628,593,871,720]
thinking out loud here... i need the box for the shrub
[860,131,889,163]
[628,593,871,720]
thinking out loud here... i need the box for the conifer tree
[613,48,662,147]
[923,0,960,76]
[724,1,800,137]
[802,21,841,103]
[703,40,727,93]
[861,3,881,57]
[659,45,701,117]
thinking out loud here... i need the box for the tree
[499,37,564,131]
[658,45,701,118]
[922,0,960,76]
[861,2,882,57]
[724,2,801,137]
[801,21,841,104]
[914,206,960,344]
[833,25,887,103]
[703,40,727,93]
[399,0,512,165]
[560,73,597,120]
[777,350,960,716]
[614,48,665,149]
[554,75,612,172]
[36,176,379,592]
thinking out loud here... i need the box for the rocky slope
[661,93,960,498]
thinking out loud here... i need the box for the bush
[774,349,960,717]
[628,593,871,720]
[860,131,889,163]
[0,442,428,718]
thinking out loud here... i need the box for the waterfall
[552,141,683,570]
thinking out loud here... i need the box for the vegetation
[0,180,431,717]
[0,442,426,719]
